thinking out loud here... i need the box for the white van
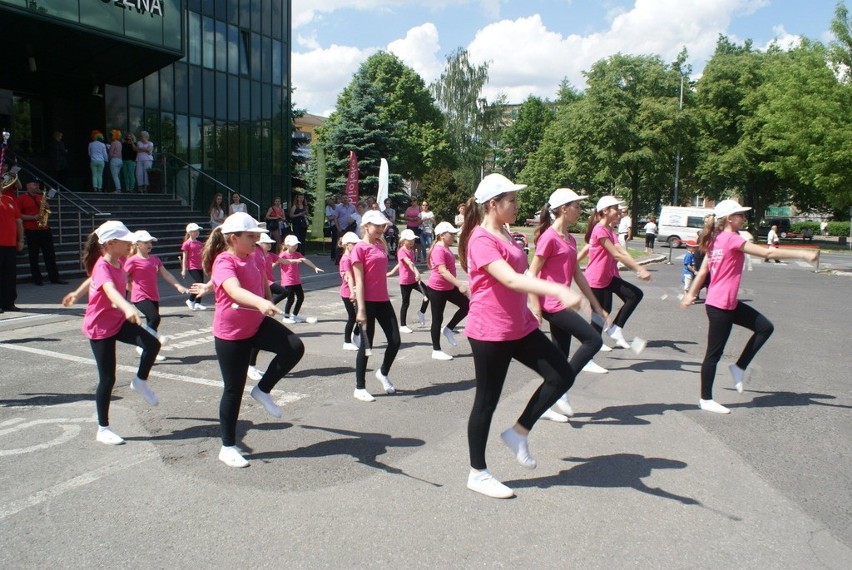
[657,206,714,248]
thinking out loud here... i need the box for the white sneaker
[554,393,574,417]
[399,325,413,334]
[599,343,613,352]
[699,399,731,414]
[353,388,376,402]
[219,445,249,468]
[193,302,207,311]
[607,326,631,349]
[136,345,144,356]
[375,369,395,394]
[282,316,296,324]
[729,363,745,394]
[292,314,306,323]
[442,327,458,347]
[130,376,159,406]
[417,311,426,327]
[185,299,195,310]
[582,360,608,374]
[540,408,569,423]
[247,365,264,381]
[342,342,358,351]
[500,427,536,469]
[467,469,514,499]
[155,354,166,362]
[431,350,453,361]
[251,386,282,418]
[96,427,125,445]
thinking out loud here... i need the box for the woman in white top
[229,192,247,215]
[419,201,436,258]
[643,216,658,253]
[135,131,155,193]
[209,193,226,229]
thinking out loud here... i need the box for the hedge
[827,221,850,237]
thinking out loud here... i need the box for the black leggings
[89,320,160,427]
[341,296,358,344]
[274,284,304,315]
[701,303,774,400]
[134,299,160,331]
[467,330,576,470]
[645,234,656,249]
[591,277,644,331]
[214,317,305,447]
[542,309,603,373]
[356,300,401,389]
[187,269,204,303]
[429,287,469,350]
[399,282,429,326]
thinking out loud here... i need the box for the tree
[499,96,556,180]
[829,1,852,82]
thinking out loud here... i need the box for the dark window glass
[272,40,282,86]
[202,16,215,70]
[252,81,261,121]
[251,0,261,32]
[228,75,240,121]
[80,1,124,36]
[261,36,271,83]
[251,34,261,80]
[189,66,202,115]
[227,123,240,170]
[175,114,189,160]
[174,63,188,114]
[201,0,214,16]
[227,0,240,22]
[160,65,174,111]
[203,69,215,118]
[216,0,227,19]
[189,116,203,164]
[129,106,143,138]
[128,79,144,107]
[188,0,201,12]
[240,81,250,121]
[261,83,271,121]
[163,0,183,52]
[144,71,160,109]
[216,72,227,120]
[188,11,201,65]
[215,123,228,171]
[262,0,272,37]
[228,25,240,75]
[215,20,228,72]
[202,118,215,169]
[271,0,282,39]
[160,112,176,155]
[240,31,250,76]
[105,85,128,134]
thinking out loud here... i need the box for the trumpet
[36,185,51,228]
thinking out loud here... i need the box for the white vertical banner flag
[377,158,389,207]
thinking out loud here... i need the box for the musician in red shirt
[1,180,24,311]
[16,175,66,285]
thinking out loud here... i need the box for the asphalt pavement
[1,248,850,568]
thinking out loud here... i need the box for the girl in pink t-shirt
[528,189,610,422]
[125,230,189,362]
[80,221,161,446]
[351,210,400,402]
[200,213,305,468]
[276,234,323,323]
[424,222,469,361]
[583,196,651,349]
[386,229,429,333]
[457,174,583,500]
[337,232,362,351]
[681,200,818,414]
[246,232,288,381]
[181,224,206,310]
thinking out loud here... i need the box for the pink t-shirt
[585,224,619,288]
[181,239,203,270]
[705,231,746,310]
[535,227,577,314]
[397,247,417,285]
[82,257,127,340]
[124,255,162,303]
[252,248,276,283]
[339,255,354,298]
[279,251,304,286]
[427,244,457,291]
[465,226,538,342]
[351,240,389,302]
[211,251,265,340]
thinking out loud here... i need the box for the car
[757,218,792,238]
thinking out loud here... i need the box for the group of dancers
[62,173,817,497]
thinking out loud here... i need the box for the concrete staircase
[15,192,208,283]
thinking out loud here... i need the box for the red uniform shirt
[16,192,43,231]
[0,194,21,246]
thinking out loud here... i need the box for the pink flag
[345,150,359,203]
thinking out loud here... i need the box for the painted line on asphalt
[0,342,307,403]
[0,451,158,521]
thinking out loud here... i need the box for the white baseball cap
[474,173,527,204]
[219,212,268,234]
[548,188,588,209]
[185,222,202,232]
[714,199,751,219]
[132,230,158,243]
[284,234,300,246]
[341,231,361,245]
[258,233,276,244]
[399,229,416,241]
[361,210,391,227]
[434,221,459,235]
[95,221,135,244]
[595,196,624,212]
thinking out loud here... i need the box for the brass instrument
[36,186,51,228]
[0,130,15,191]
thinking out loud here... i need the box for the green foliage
[420,168,466,222]
[827,221,851,236]
[499,96,556,180]
[791,221,820,233]
[830,2,852,81]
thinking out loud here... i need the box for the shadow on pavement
[645,339,699,353]
[570,402,696,427]
[605,357,701,373]
[729,389,852,410]
[405,377,475,399]
[0,392,96,407]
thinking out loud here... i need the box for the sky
[291,0,843,116]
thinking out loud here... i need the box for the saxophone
[36,191,51,228]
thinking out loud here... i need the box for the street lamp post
[672,74,684,207]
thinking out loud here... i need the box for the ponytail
[457,197,481,272]
[533,203,553,245]
[698,214,725,254]
[584,211,601,244]
[82,232,102,276]
[425,239,438,270]
[201,227,227,274]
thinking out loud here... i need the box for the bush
[827,221,850,237]
[791,221,820,234]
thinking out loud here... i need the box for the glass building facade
[0,0,292,213]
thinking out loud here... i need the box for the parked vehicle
[657,206,715,248]
[756,218,792,238]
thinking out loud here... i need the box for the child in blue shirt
[683,240,698,299]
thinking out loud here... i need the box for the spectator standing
[334,195,357,263]
[229,192,247,215]
[820,219,828,236]
[765,225,781,263]
[88,131,108,192]
[16,176,67,285]
[643,216,658,253]
[419,201,435,259]
[120,133,137,192]
[209,193,226,230]
[289,192,309,253]
[0,183,24,311]
[325,197,338,259]
[617,206,632,248]
[265,197,287,247]
[47,131,68,187]
[454,203,466,228]
[403,196,421,260]
[135,131,154,193]
[382,198,396,223]
[108,130,123,193]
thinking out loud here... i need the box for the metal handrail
[11,154,112,247]
[160,152,262,220]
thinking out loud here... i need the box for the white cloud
[387,23,444,83]
[292,44,377,116]
[760,25,803,51]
